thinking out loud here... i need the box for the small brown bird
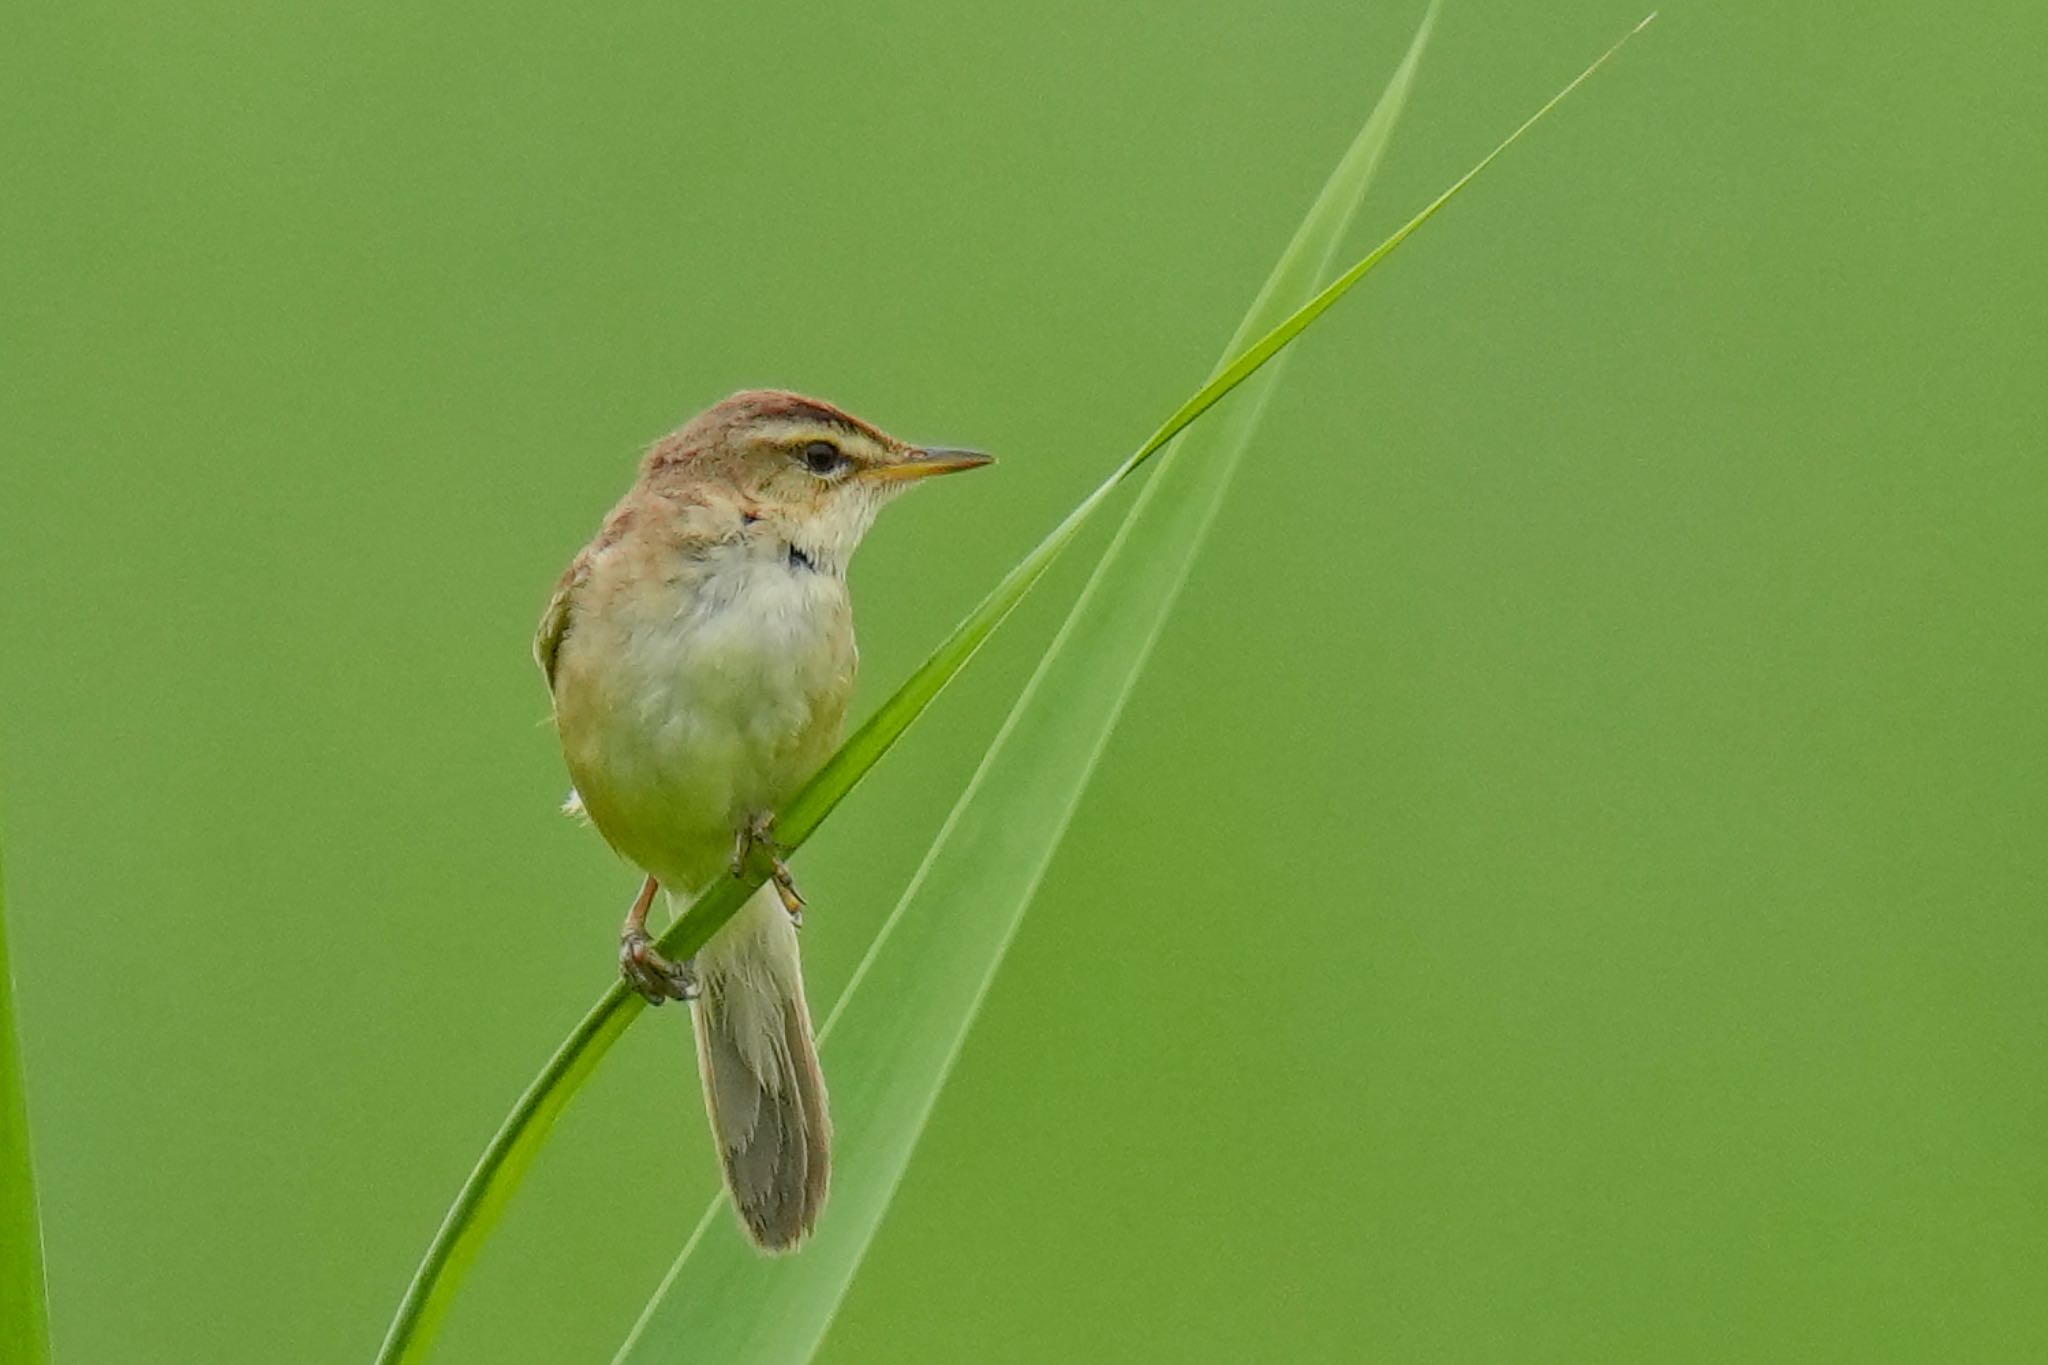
[534,390,991,1251]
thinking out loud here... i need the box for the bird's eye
[800,440,850,476]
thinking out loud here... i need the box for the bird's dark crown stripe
[739,392,884,443]
[782,404,866,436]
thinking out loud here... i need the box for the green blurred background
[3,1,2044,1360]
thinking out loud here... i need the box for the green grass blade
[374,15,1650,1360]
[0,840,53,1365]
[612,10,1439,1362]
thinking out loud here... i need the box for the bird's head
[641,389,992,571]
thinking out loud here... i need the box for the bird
[534,389,992,1251]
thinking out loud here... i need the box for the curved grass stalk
[0,840,53,1365]
[613,8,1438,1359]
[374,15,1652,1360]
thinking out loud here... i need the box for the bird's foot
[732,811,807,927]
[620,930,699,1004]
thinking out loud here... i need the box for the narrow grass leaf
[0,841,53,1365]
[375,15,1649,1360]
[611,10,1437,1362]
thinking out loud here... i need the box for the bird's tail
[689,882,830,1252]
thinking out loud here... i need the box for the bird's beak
[863,446,996,484]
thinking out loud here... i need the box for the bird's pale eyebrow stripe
[745,395,886,442]
[756,419,876,450]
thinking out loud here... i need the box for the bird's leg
[618,874,699,1004]
[732,811,806,927]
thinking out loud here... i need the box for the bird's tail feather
[690,884,830,1252]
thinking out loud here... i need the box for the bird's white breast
[560,539,855,891]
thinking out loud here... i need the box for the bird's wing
[533,554,588,693]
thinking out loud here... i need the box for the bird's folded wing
[534,554,589,692]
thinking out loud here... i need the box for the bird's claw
[732,812,807,927]
[729,810,780,877]
[620,930,699,1004]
